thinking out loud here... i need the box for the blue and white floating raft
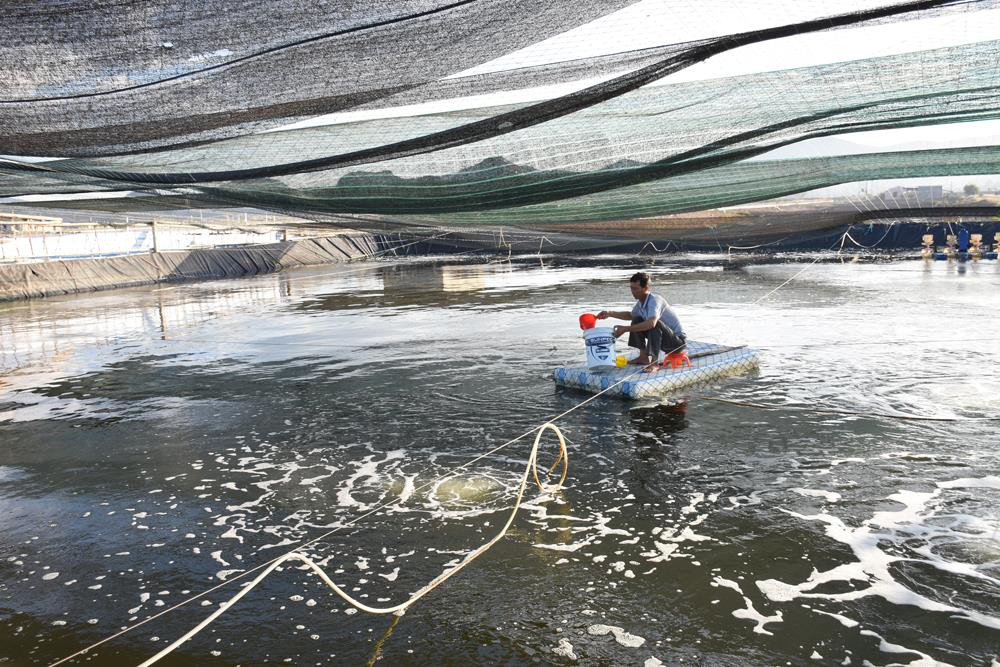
[553,341,759,399]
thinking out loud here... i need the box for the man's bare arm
[612,317,658,337]
[597,310,632,321]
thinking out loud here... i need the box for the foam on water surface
[760,475,1000,636]
[586,624,646,648]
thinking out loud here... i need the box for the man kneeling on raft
[597,272,686,370]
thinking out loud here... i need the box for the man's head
[629,271,651,300]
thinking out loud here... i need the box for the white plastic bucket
[582,327,616,369]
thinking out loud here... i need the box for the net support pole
[151,220,160,253]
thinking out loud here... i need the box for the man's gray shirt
[631,292,685,338]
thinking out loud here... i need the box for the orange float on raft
[663,351,692,368]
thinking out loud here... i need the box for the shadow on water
[622,402,690,500]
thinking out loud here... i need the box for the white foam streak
[761,481,1000,632]
[937,475,1000,490]
[397,474,417,504]
[681,493,704,515]
[587,624,645,647]
[534,537,595,553]
[859,629,956,667]
[811,609,859,628]
[552,638,578,660]
[336,450,406,510]
[792,488,842,503]
[713,576,783,635]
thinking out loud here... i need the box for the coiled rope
[134,423,566,666]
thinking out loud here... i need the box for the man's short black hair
[629,272,650,288]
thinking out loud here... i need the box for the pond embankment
[0,234,379,301]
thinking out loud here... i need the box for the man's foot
[627,356,650,366]
[641,363,660,374]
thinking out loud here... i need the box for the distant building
[0,211,64,234]
[881,185,943,203]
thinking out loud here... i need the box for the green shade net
[3,0,1000,234]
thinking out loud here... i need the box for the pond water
[1,254,998,666]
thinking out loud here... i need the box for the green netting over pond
[3,0,1000,229]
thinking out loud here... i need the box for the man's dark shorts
[628,316,686,358]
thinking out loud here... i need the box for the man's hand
[597,311,609,319]
[612,325,628,337]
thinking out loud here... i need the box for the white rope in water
[747,237,846,306]
[158,226,568,297]
[636,240,673,255]
[536,235,559,256]
[840,188,907,252]
[135,424,568,667]
[726,236,790,254]
[841,226,896,250]
[351,229,466,261]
